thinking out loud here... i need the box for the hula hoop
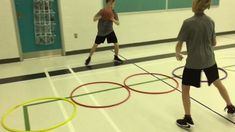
[1,97,77,132]
[70,81,131,108]
[172,66,228,82]
[123,73,179,94]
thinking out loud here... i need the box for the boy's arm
[175,41,184,61]
[111,18,120,25]
[211,20,216,47]
[93,10,102,22]
[212,38,217,47]
[112,11,120,25]
[93,15,101,22]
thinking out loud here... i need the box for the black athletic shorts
[182,64,219,88]
[95,31,118,44]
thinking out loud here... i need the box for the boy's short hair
[106,0,115,4]
[194,0,211,12]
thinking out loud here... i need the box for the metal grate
[33,0,56,45]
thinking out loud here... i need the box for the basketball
[101,7,114,20]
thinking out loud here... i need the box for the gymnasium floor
[0,34,235,132]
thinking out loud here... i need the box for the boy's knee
[212,79,221,86]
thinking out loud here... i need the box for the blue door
[15,0,62,53]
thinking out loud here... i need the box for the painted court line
[1,46,235,85]
[23,77,170,107]
[23,106,31,130]
[20,77,171,130]
[67,66,122,132]
[118,53,235,124]
[45,70,76,132]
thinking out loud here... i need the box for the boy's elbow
[93,16,100,21]
[212,39,217,46]
[115,20,120,25]
[93,17,98,21]
[177,41,184,46]
[212,42,216,47]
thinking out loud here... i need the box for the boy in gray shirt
[175,0,235,129]
[85,0,123,65]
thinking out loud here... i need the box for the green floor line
[26,99,64,107]
[222,64,235,68]
[23,77,171,130]
[225,69,235,72]
[70,78,168,98]
[26,77,169,107]
[23,106,31,131]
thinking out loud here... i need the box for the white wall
[58,0,102,52]
[0,0,20,60]
[59,0,235,52]
[0,0,235,60]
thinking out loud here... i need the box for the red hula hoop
[70,81,131,108]
[123,73,179,94]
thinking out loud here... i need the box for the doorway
[14,0,62,58]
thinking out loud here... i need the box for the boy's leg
[213,79,232,105]
[114,43,119,56]
[85,35,105,65]
[182,85,191,115]
[113,43,123,62]
[176,85,194,129]
[107,31,123,63]
[213,80,235,116]
[176,67,200,129]
[89,44,98,57]
[85,44,98,65]
[204,64,235,116]
[181,67,200,114]
[204,64,232,104]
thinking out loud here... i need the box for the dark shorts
[95,31,118,44]
[182,64,219,88]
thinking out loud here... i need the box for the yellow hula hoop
[1,97,77,132]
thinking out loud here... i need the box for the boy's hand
[176,53,184,61]
[111,17,120,25]
[111,17,116,22]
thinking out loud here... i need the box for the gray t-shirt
[177,14,216,69]
[95,9,119,36]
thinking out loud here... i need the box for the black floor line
[0,73,46,84]
[116,51,235,125]
[48,69,71,76]
[0,43,235,85]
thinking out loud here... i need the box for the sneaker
[85,57,91,65]
[176,115,194,129]
[114,55,123,63]
[224,105,235,117]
